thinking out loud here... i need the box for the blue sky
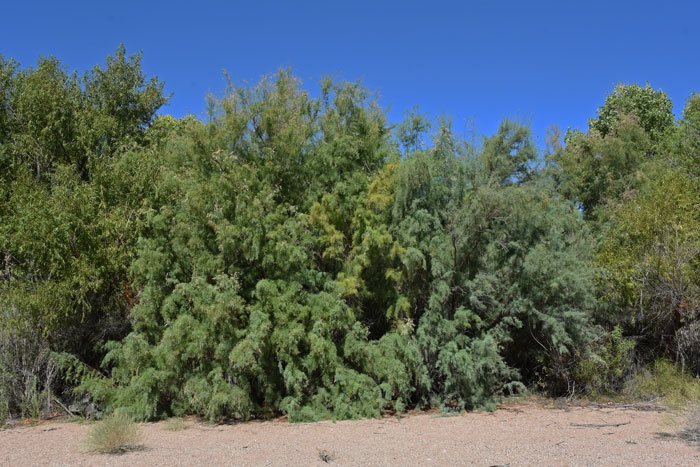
[3,1,699,146]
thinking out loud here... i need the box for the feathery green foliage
[86,80,598,420]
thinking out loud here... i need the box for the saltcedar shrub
[93,76,596,421]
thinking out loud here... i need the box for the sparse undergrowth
[625,359,700,447]
[84,412,143,454]
[627,359,700,409]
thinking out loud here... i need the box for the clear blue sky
[3,0,699,146]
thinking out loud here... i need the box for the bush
[0,325,57,420]
[575,326,636,395]
[85,412,143,454]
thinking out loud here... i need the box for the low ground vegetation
[161,417,188,431]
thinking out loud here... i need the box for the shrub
[0,325,57,420]
[84,412,143,454]
[575,326,636,395]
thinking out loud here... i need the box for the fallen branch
[569,421,630,428]
[52,396,76,418]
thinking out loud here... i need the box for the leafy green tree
[597,163,700,371]
[0,47,169,417]
[589,83,674,143]
[562,86,700,377]
[557,115,650,218]
[555,84,674,219]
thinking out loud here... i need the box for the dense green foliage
[557,85,700,381]
[1,50,698,423]
[0,46,169,418]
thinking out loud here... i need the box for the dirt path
[1,402,698,466]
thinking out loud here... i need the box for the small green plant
[162,417,188,431]
[84,412,143,454]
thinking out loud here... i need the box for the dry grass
[627,359,700,409]
[84,412,143,454]
[162,417,188,432]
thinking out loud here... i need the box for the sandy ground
[1,402,698,466]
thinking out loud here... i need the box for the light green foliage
[592,97,700,373]
[597,164,700,371]
[1,45,168,336]
[85,411,142,454]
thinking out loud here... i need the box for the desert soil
[1,402,698,466]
